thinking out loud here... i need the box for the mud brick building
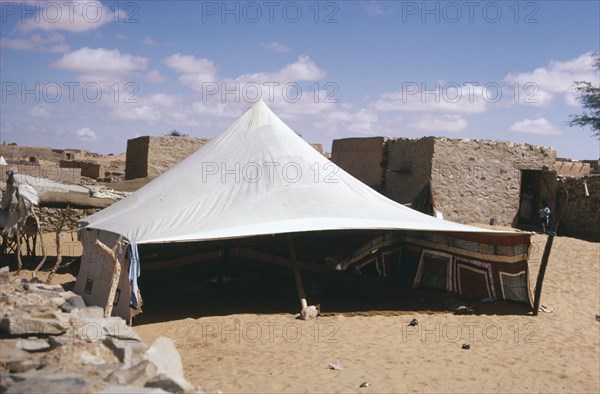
[332,137,558,227]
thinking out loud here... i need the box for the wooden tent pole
[288,236,308,310]
[96,236,122,318]
[217,247,230,285]
[532,231,555,316]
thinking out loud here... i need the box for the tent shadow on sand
[132,260,532,326]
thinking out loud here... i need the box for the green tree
[166,129,188,137]
[567,53,600,140]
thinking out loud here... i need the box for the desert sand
[14,230,600,393]
[133,231,600,394]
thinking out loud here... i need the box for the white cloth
[80,100,510,244]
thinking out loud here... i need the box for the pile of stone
[36,207,101,233]
[0,267,202,393]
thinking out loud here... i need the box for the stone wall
[557,175,600,241]
[331,137,388,192]
[385,137,434,203]
[125,136,210,180]
[430,138,556,226]
[0,164,81,184]
[36,207,100,234]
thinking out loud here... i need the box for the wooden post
[217,247,230,285]
[533,231,555,316]
[288,236,308,310]
[46,208,68,284]
[96,237,122,318]
[15,227,22,275]
[31,225,47,280]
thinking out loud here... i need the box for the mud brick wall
[0,145,55,160]
[385,137,434,203]
[59,160,104,179]
[331,137,388,192]
[557,175,600,241]
[430,138,556,226]
[554,161,591,177]
[0,164,81,184]
[125,136,210,180]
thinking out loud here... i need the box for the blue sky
[1,0,599,159]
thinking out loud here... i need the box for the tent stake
[288,236,308,310]
[532,231,555,316]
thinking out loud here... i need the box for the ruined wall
[385,138,434,203]
[557,175,600,241]
[0,163,81,183]
[125,136,210,180]
[331,137,387,192]
[430,138,556,226]
[59,160,104,179]
[0,145,55,160]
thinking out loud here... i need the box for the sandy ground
[134,232,600,394]
[8,230,599,393]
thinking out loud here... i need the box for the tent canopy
[80,100,514,244]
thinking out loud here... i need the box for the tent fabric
[340,232,531,304]
[79,100,518,244]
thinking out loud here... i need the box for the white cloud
[147,70,165,83]
[76,127,97,140]
[143,36,157,46]
[408,114,468,132]
[267,55,326,82]
[18,1,125,33]
[29,105,51,118]
[53,47,148,75]
[0,33,69,53]
[110,105,161,122]
[261,41,290,53]
[114,33,127,40]
[373,83,489,114]
[509,118,561,135]
[504,52,598,106]
[163,53,217,75]
[365,1,392,16]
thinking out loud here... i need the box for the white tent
[75,100,533,319]
[0,156,7,166]
[80,100,498,242]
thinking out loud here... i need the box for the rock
[17,338,52,352]
[60,294,87,313]
[76,316,140,343]
[4,373,95,394]
[99,385,169,393]
[0,266,9,284]
[143,337,195,393]
[105,360,158,387]
[103,317,141,342]
[0,345,44,373]
[145,373,193,393]
[0,307,67,335]
[104,336,147,366]
[78,306,105,319]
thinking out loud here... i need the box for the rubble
[0,268,203,393]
